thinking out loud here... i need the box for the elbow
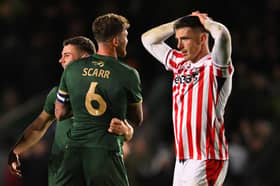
[141,32,155,51]
[136,117,143,127]
[141,32,148,43]
[135,113,144,127]
[127,113,143,127]
[141,33,149,49]
[217,25,231,46]
[221,31,231,45]
[127,101,143,127]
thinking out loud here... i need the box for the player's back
[60,54,141,151]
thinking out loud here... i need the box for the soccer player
[141,11,234,186]
[8,36,134,185]
[55,13,143,186]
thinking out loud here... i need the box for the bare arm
[13,110,54,155]
[141,20,175,63]
[123,120,134,141]
[55,99,72,121]
[192,11,232,66]
[126,101,143,127]
[8,110,55,176]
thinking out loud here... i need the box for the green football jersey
[43,86,73,155]
[44,86,74,186]
[58,54,142,152]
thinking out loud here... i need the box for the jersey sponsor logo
[174,72,199,84]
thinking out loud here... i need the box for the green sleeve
[43,86,58,115]
[126,68,142,104]
[58,68,68,94]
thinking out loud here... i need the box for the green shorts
[55,146,129,186]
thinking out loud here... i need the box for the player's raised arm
[141,20,176,63]
[192,11,232,66]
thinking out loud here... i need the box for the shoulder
[45,86,58,103]
[118,61,140,77]
[118,60,136,70]
[65,56,92,70]
[47,86,58,97]
[44,86,58,114]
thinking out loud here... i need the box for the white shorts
[173,159,228,186]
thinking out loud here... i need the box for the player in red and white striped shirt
[141,11,233,186]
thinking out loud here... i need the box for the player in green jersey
[55,13,143,186]
[8,36,134,186]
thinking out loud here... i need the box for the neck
[97,42,117,59]
[193,44,210,63]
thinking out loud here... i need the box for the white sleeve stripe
[56,93,69,103]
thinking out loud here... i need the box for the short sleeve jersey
[43,87,73,155]
[57,54,142,152]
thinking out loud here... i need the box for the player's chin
[182,53,190,60]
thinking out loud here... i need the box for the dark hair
[63,36,96,55]
[174,16,207,33]
[92,13,130,42]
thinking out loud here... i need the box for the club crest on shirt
[178,62,191,73]
[91,61,104,67]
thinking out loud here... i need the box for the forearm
[141,20,176,63]
[13,125,49,154]
[204,19,232,65]
[123,120,134,141]
[142,20,175,44]
[13,112,54,155]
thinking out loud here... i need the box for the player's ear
[81,53,89,58]
[112,36,119,47]
[200,32,207,43]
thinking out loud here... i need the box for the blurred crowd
[0,0,279,186]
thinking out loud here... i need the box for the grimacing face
[116,30,128,58]
[59,44,83,69]
[175,27,204,62]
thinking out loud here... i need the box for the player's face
[59,44,82,69]
[175,27,204,62]
[116,30,128,58]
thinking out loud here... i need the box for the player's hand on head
[191,11,209,25]
[108,117,127,136]
[8,150,22,177]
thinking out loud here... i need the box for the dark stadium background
[0,0,279,185]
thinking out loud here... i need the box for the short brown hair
[92,13,130,42]
[63,36,96,55]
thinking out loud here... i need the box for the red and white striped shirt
[165,49,233,160]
